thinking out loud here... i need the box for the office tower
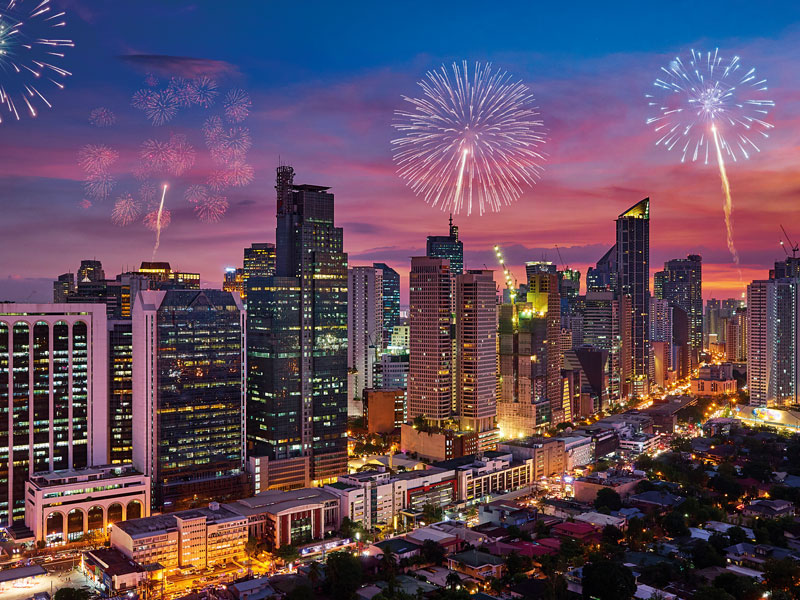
[374,263,400,345]
[649,297,673,347]
[409,256,452,424]
[108,320,133,465]
[747,277,799,407]
[527,272,564,422]
[426,215,463,276]
[133,290,248,511]
[705,299,722,347]
[654,255,702,363]
[347,266,383,413]
[725,307,747,363]
[247,166,348,487]
[616,198,650,398]
[242,243,277,298]
[455,270,497,448]
[376,353,409,390]
[586,246,616,292]
[223,267,245,298]
[0,304,108,527]
[137,262,200,289]
[773,256,800,279]
[78,260,105,283]
[525,261,557,283]
[671,306,691,380]
[53,273,75,302]
[584,291,614,349]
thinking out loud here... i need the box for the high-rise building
[78,260,105,283]
[725,307,747,363]
[527,272,564,422]
[108,320,133,465]
[747,276,799,408]
[654,255,702,363]
[133,290,248,511]
[243,243,277,298]
[409,256,453,425]
[374,263,400,345]
[426,215,463,276]
[0,304,108,526]
[347,266,383,412]
[584,291,614,350]
[223,267,245,298]
[455,270,497,449]
[586,246,616,292]
[53,273,75,302]
[247,166,348,487]
[616,198,650,398]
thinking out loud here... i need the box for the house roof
[450,549,505,567]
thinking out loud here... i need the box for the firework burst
[392,61,547,215]
[143,207,171,231]
[646,49,775,266]
[188,75,218,107]
[89,107,116,127]
[217,126,252,159]
[184,184,208,204]
[224,89,252,123]
[131,89,155,110]
[0,0,74,124]
[194,195,228,223]
[78,199,92,210]
[83,171,116,200]
[78,144,119,173]
[143,89,178,126]
[111,193,141,226]
[166,133,196,175]
[226,161,254,187]
[140,138,177,173]
[139,180,158,204]
[167,76,193,108]
[206,169,231,192]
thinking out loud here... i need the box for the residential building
[654,255,702,364]
[376,352,409,390]
[498,438,565,480]
[325,470,405,530]
[528,271,564,422]
[364,388,406,434]
[132,290,248,511]
[374,263,400,345]
[0,303,108,527]
[348,266,383,412]
[400,424,477,462]
[434,451,535,502]
[24,465,149,545]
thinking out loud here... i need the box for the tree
[726,526,748,545]
[286,586,316,600]
[326,551,364,600]
[419,539,446,566]
[601,525,624,546]
[692,587,736,600]
[594,488,622,512]
[691,541,725,569]
[276,544,300,563]
[711,572,763,600]
[246,536,261,557]
[581,559,636,600]
[307,561,323,588]
[380,546,398,581]
[421,502,443,524]
[54,590,90,600]
[505,551,533,579]
[763,557,800,596]
[559,537,584,565]
[662,510,689,538]
[445,571,462,591]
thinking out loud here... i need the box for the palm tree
[380,546,398,580]
[445,571,462,591]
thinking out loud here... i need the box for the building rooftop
[115,504,243,538]
[29,464,142,487]
[226,488,338,517]
[374,538,421,555]
[450,549,505,567]
[0,565,47,584]
[85,548,145,577]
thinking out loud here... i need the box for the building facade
[374,263,400,345]
[426,215,463,276]
[654,255,702,365]
[348,266,383,412]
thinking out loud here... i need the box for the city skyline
[1,2,799,303]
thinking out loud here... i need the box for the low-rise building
[498,438,566,479]
[394,467,458,513]
[574,511,627,531]
[618,433,662,456]
[110,502,246,570]
[25,464,150,545]
[551,521,600,542]
[82,548,147,593]
[434,451,535,502]
[691,363,737,397]
[325,470,406,530]
[627,491,685,514]
[742,499,795,519]
[447,549,505,581]
[400,424,478,462]
[573,471,644,503]
[559,436,594,470]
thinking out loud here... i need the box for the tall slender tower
[347,266,383,413]
[426,215,464,276]
[373,263,400,345]
[456,270,497,448]
[527,272,563,423]
[616,198,650,398]
[654,254,702,365]
[247,166,348,487]
[409,257,452,424]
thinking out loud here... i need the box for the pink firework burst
[131,89,156,110]
[167,134,196,176]
[184,184,208,205]
[143,208,172,231]
[206,169,231,192]
[167,77,194,108]
[216,126,252,160]
[78,144,119,174]
[188,76,219,107]
[194,195,229,223]
[78,199,92,210]
[144,90,179,126]
[144,73,159,87]
[83,172,116,200]
[140,139,177,173]
[139,181,158,204]
[112,194,142,226]
[226,161,255,187]
[224,89,252,123]
[89,107,116,128]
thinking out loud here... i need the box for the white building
[25,465,150,545]
[443,452,535,502]
[325,470,406,530]
[560,436,595,471]
[348,266,383,414]
[0,303,108,528]
[618,433,661,456]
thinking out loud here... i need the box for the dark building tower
[53,273,75,302]
[616,198,650,398]
[133,290,248,511]
[247,166,348,488]
[426,214,464,276]
[654,254,702,364]
[108,320,133,465]
[586,246,617,293]
[243,243,277,297]
[78,260,105,283]
[374,263,400,345]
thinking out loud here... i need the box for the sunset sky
[1,1,799,303]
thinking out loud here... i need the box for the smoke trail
[152,184,168,260]
[711,127,741,279]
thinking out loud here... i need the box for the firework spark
[78,144,119,174]
[194,195,228,223]
[144,72,158,87]
[89,107,116,127]
[188,75,218,107]
[83,171,116,200]
[224,89,252,123]
[226,161,254,187]
[391,61,547,215]
[184,184,208,204]
[147,184,169,259]
[112,193,141,226]
[143,89,178,126]
[131,89,156,110]
[0,0,74,124]
[78,199,92,210]
[140,138,177,173]
[646,49,774,264]
[167,133,196,175]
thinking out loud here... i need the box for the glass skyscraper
[374,263,400,345]
[133,290,248,511]
[426,215,463,276]
[654,254,702,364]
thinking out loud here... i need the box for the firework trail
[0,0,74,124]
[150,184,168,259]
[391,61,546,215]
[646,49,774,265]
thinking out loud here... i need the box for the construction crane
[780,225,799,258]
[554,244,567,270]
[493,245,518,302]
